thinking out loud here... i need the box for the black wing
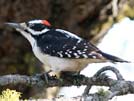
[34,29,103,59]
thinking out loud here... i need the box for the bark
[0,66,134,101]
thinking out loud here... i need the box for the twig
[94,66,124,80]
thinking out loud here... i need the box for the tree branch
[0,66,134,100]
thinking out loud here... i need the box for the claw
[40,70,58,83]
[40,70,52,84]
[43,73,49,83]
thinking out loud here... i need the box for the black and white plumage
[32,29,100,59]
[6,20,129,72]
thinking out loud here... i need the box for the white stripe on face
[29,20,42,24]
[27,28,50,35]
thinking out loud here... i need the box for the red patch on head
[42,20,51,26]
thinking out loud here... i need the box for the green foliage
[0,89,21,101]
[96,88,109,96]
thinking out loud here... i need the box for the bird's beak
[5,22,26,30]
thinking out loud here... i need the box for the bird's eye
[29,23,34,27]
[28,23,45,31]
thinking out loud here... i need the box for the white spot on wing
[60,51,63,53]
[46,46,49,49]
[72,46,76,50]
[74,53,80,58]
[67,54,71,58]
[66,49,70,52]
[82,51,86,54]
[83,49,88,51]
[77,40,81,44]
[65,52,69,55]
[57,52,63,57]
[56,29,82,40]
[52,50,55,53]
[63,44,67,48]
[93,56,96,59]
[65,52,72,58]
[85,46,88,48]
[77,50,82,54]
[84,43,87,45]
[89,51,97,55]
[83,54,88,58]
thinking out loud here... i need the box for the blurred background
[0,0,134,100]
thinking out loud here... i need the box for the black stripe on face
[24,29,40,39]
[24,29,30,34]
[27,23,45,31]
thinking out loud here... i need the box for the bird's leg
[40,70,53,83]
[44,71,51,83]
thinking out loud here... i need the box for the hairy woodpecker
[6,20,129,72]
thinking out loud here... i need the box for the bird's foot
[40,70,57,84]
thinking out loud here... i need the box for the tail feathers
[99,51,130,63]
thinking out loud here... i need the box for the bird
[5,19,129,74]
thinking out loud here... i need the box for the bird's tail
[99,51,130,63]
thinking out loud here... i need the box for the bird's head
[5,19,51,46]
[6,19,51,35]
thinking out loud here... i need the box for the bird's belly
[35,53,83,72]
[32,46,85,72]
[33,48,88,72]
[48,57,78,71]
[34,51,105,72]
[45,57,107,72]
